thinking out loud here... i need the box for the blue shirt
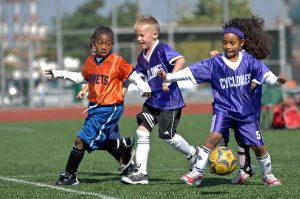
[135,41,185,110]
[189,51,263,122]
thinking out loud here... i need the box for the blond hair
[134,15,160,34]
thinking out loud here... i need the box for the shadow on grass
[77,171,121,184]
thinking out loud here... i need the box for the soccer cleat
[55,172,79,186]
[262,173,282,186]
[231,169,251,184]
[186,146,200,171]
[119,137,135,166]
[180,170,203,186]
[121,171,149,184]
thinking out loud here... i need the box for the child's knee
[74,137,85,149]
[252,145,267,157]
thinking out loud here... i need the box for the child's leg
[252,145,281,186]
[135,126,150,175]
[195,132,223,172]
[181,132,223,186]
[55,137,85,186]
[105,137,135,174]
[120,126,150,185]
[234,131,253,174]
[252,145,270,175]
[158,108,197,170]
[65,137,86,174]
[163,133,198,171]
[163,134,195,155]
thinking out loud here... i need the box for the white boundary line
[0,176,118,199]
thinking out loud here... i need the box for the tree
[178,0,252,26]
[174,0,252,63]
[42,0,137,64]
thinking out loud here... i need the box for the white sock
[135,130,150,175]
[257,152,272,176]
[163,134,195,156]
[194,146,211,173]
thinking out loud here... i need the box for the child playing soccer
[121,16,198,185]
[158,16,282,186]
[209,54,287,184]
[45,26,151,186]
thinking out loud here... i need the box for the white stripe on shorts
[143,112,155,128]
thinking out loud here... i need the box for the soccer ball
[208,147,237,176]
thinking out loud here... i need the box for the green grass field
[1,114,300,199]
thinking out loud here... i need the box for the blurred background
[0,0,300,108]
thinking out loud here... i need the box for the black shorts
[136,103,182,139]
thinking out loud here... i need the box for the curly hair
[223,16,272,59]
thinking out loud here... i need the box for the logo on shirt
[147,64,162,81]
[89,74,109,85]
[219,73,251,89]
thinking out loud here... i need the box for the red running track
[0,103,212,123]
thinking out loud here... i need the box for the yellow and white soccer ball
[208,147,237,176]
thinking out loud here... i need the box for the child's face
[135,24,158,51]
[93,34,114,58]
[222,33,244,60]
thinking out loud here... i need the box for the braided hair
[223,16,272,59]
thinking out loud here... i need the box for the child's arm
[128,71,151,97]
[77,84,89,99]
[157,67,197,84]
[44,69,87,84]
[162,57,186,91]
[263,72,287,86]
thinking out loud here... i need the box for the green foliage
[176,0,252,63]
[176,40,222,63]
[42,0,137,63]
[1,115,300,198]
[109,0,138,27]
[178,0,252,26]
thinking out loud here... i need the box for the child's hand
[44,69,54,79]
[142,92,152,98]
[210,50,220,57]
[157,69,167,80]
[277,74,287,85]
[162,82,171,92]
[77,90,87,99]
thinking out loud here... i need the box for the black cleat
[55,172,79,186]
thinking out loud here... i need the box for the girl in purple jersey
[158,16,282,186]
[210,50,287,184]
[121,16,198,185]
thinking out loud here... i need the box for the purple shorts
[210,113,264,146]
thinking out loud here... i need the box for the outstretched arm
[162,57,186,92]
[44,69,87,84]
[157,67,197,84]
[128,71,151,97]
[263,72,287,86]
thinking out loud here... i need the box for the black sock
[101,139,119,150]
[107,148,120,162]
[242,146,252,175]
[65,146,85,174]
